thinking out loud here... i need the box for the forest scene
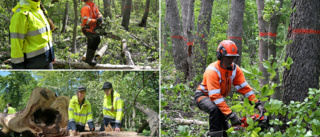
[0,0,159,69]
[161,0,320,136]
[0,71,159,136]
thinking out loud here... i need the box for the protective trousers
[194,91,229,137]
[82,28,101,65]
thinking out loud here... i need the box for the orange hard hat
[216,40,239,60]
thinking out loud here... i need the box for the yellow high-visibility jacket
[103,91,124,127]
[7,107,16,114]
[10,0,54,69]
[68,95,93,127]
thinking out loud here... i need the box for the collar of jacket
[85,1,95,8]
[72,95,89,105]
[12,0,40,12]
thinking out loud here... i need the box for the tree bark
[257,0,269,88]
[121,0,132,30]
[103,0,112,19]
[269,0,283,100]
[134,102,158,137]
[138,0,150,27]
[192,0,214,86]
[227,0,245,67]
[121,39,135,65]
[187,0,195,82]
[71,0,78,53]
[165,0,189,83]
[61,1,69,33]
[283,0,320,104]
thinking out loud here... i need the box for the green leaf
[253,67,259,75]
[272,62,278,69]
[161,131,167,135]
[263,61,271,69]
[287,56,293,65]
[261,97,269,101]
[263,133,272,137]
[276,131,282,137]
[247,117,253,126]
[244,98,250,107]
[261,85,269,97]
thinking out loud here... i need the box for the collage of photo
[1,0,319,137]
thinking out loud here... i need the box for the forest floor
[65,131,146,137]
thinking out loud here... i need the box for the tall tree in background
[122,0,132,30]
[71,0,78,53]
[138,0,150,27]
[227,0,245,67]
[191,0,214,84]
[121,0,125,15]
[61,1,69,33]
[186,0,195,81]
[282,0,320,104]
[256,0,269,88]
[165,0,189,83]
[103,0,112,19]
[268,0,283,100]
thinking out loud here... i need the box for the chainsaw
[94,23,121,40]
[207,111,269,136]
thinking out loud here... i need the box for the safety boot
[84,49,97,66]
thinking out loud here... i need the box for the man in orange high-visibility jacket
[194,40,265,137]
[81,0,103,66]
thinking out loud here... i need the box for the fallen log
[121,39,135,65]
[53,60,153,70]
[82,44,109,61]
[0,87,70,137]
[173,118,208,126]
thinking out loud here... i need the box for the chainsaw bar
[105,33,121,40]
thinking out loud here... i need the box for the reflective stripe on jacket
[68,95,93,126]
[8,107,16,114]
[10,0,54,68]
[81,2,102,33]
[197,61,258,116]
[103,91,124,124]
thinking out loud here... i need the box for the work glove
[226,112,241,126]
[255,101,266,114]
[97,17,103,25]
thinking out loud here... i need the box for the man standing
[67,86,95,134]
[100,82,124,132]
[194,40,265,137]
[81,0,103,66]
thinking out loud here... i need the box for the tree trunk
[257,0,269,88]
[61,1,69,33]
[155,0,158,14]
[138,0,150,27]
[121,0,125,16]
[134,102,159,137]
[132,108,135,128]
[165,0,189,83]
[0,88,70,136]
[103,0,112,19]
[227,0,245,67]
[162,6,169,55]
[121,0,132,30]
[71,0,78,53]
[283,0,320,104]
[187,0,195,82]
[192,0,214,86]
[269,0,283,100]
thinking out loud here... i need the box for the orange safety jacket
[197,61,258,116]
[81,2,103,33]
